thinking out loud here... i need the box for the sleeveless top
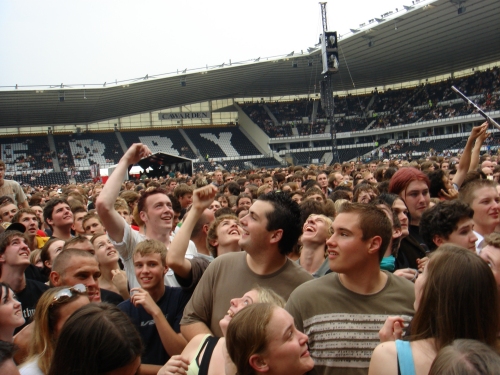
[187,334,221,375]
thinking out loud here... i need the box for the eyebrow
[335,227,353,234]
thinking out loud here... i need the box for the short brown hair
[337,203,392,261]
[458,179,497,206]
[206,214,238,257]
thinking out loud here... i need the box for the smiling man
[97,143,179,289]
[50,249,102,302]
[0,229,48,333]
[458,179,500,253]
[119,240,189,374]
[286,203,414,375]
[180,191,312,341]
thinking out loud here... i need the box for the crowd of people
[241,66,500,137]
[1,120,500,374]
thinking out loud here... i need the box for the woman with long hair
[226,303,314,375]
[20,285,90,375]
[0,282,25,342]
[47,303,142,375]
[368,245,500,375]
[158,286,285,375]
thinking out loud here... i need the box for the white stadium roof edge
[0,0,499,128]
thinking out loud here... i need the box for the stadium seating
[183,126,261,158]
[0,135,54,171]
[53,132,123,169]
[120,129,197,159]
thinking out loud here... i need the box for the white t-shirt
[110,223,197,289]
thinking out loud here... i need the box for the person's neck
[217,243,240,256]
[28,235,37,251]
[410,219,420,226]
[474,223,496,238]
[0,268,27,293]
[246,250,287,275]
[191,236,210,256]
[338,266,388,295]
[146,229,171,247]
[52,226,72,240]
[299,243,326,275]
[99,261,120,283]
[0,328,14,343]
[144,284,165,303]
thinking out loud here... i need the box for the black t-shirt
[15,279,49,333]
[118,287,190,365]
[25,264,48,283]
[101,288,124,305]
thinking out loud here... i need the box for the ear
[139,211,148,223]
[209,239,219,248]
[367,236,383,256]
[249,354,269,373]
[0,253,5,264]
[163,265,168,275]
[50,271,61,287]
[44,260,52,269]
[46,217,54,227]
[202,224,210,235]
[392,227,402,239]
[270,229,283,245]
[433,235,444,248]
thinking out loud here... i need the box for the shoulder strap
[396,340,417,375]
[198,336,221,375]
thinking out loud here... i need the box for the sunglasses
[51,284,87,306]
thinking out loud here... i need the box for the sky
[0,0,407,88]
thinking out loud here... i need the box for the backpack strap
[395,340,416,375]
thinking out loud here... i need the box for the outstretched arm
[167,184,218,279]
[96,143,152,242]
[453,122,488,188]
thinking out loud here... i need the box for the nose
[299,331,309,344]
[230,297,238,307]
[471,233,478,243]
[326,233,335,247]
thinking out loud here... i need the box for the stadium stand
[0,135,54,172]
[120,129,197,159]
[53,132,123,169]
[183,126,261,159]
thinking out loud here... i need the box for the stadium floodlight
[321,31,339,74]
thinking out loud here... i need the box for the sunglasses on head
[51,284,87,306]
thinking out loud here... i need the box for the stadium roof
[0,0,499,128]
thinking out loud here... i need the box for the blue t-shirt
[118,287,190,365]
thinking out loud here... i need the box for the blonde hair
[26,286,88,374]
[133,239,167,266]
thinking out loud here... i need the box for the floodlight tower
[319,2,340,164]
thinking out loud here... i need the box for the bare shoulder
[182,333,211,362]
[369,341,398,375]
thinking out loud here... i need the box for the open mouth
[107,250,117,256]
[227,309,235,318]
[328,249,339,256]
[228,229,240,235]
